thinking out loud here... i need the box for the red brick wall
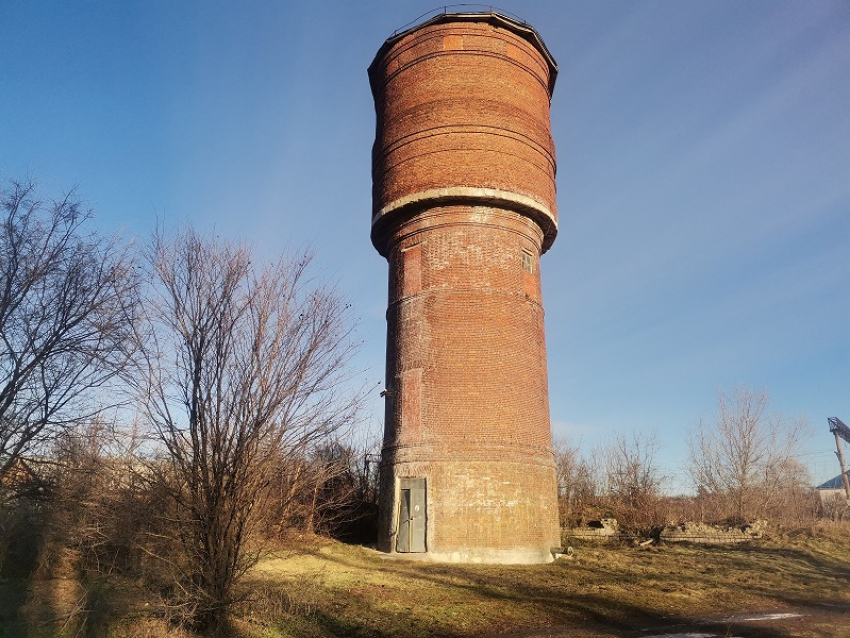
[371,15,561,562]
[371,20,557,221]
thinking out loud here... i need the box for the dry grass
[241,531,850,637]
[1,531,849,637]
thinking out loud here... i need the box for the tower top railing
[371,5,558,95]
[391,5,530,37]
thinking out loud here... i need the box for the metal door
[396,478,426,552]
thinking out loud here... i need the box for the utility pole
[828,417,850,500]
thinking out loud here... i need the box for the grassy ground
[243,532,850,638]
[2,530,849,637]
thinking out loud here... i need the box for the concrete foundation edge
[385,547,557,565]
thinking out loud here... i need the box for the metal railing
[392,4,530,37]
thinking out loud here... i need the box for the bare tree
[0,180,137,480]
[688,387,810,523]
[602,430,666,529]
[264,431,381,542]
[137,228,359,630]
[552,438,598,526]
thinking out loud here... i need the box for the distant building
[816,474,850,505]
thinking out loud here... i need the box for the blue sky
[2,1,848,491]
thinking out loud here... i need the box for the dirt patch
[478,603,850,637]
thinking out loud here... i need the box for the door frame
[396,477,427,553]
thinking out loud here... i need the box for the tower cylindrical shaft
[370,12,561,563]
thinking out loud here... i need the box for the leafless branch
[0,179,139,479]
[133,227,360,630]
[688,387,811,522]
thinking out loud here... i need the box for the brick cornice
[371,187,557,256]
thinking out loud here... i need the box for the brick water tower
[369,9,561,563]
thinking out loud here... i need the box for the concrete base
[381,547,556,565]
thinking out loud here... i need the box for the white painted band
[373,186,557,231]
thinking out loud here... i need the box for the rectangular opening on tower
[396,477,427,553]
[521,249,534,274]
